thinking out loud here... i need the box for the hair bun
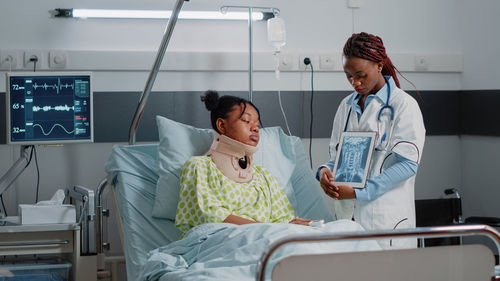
[201,90,219,111]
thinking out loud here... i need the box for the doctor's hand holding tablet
[320,168,356,200]
[316,32,425,249]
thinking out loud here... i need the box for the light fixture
[54,8,273,21]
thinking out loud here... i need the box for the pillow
[152,116,213,219]
[152,115,332,222]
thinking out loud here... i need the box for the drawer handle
[0,240,70,247]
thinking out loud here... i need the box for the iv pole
[220,6,279,102]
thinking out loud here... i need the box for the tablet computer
[332,131,377,188]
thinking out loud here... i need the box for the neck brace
[206,131,258,183]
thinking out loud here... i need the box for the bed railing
[256,224,500,281]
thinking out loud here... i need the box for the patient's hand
[289,217,312,226]
[223,214,258,225]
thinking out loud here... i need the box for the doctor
[317,32,425,248]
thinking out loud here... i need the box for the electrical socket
[319,54,337,70]
[49,51,67,69]
[278,54,295,70]
[0,50,19,70]
[299,55,318,69]
[414,55,429,71]
[24,50,43,68]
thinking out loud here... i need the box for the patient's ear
[216,118,226,135]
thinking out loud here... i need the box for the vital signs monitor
[6,72,93,144]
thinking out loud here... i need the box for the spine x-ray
[333,132,376,188]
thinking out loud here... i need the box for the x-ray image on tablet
[332,131,376,188]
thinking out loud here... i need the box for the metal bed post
[94,0,187,277]
[128,0,188,145]
[95,178,108,256]
[256,224,500,281]
[248,7,253,102]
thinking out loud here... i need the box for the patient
[174,90,311,233]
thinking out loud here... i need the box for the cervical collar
[206,131,258,183]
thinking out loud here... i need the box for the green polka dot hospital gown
[175,156,295,233]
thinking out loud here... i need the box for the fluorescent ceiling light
[65,9,266,20]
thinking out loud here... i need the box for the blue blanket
[141,220,380,281]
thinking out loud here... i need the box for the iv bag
[268,15,286,80]
[267,16,286,50]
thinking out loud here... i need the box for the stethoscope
[343,76,394,151]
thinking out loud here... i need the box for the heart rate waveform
[32,123,75,136]
[8,74,92,143]
[31,78,75,94]
[32,104,74,112]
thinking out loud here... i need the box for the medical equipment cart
[0,216,97,281]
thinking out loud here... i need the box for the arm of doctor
[317,158,340,198]
[318,154,418,200]
[317,159,354,199]
[354,153,418,200]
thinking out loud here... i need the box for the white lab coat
[328,80,425,249]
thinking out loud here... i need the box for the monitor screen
[6,72,93,144]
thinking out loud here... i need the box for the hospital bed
[97,0,500,280]
[103,125,500,281]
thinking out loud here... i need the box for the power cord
[28,58,40,203]
[33,146,40,203]
[22,145,40,203]
[303,57,314,169]
[29,56,38,72]
[0,195,7,217]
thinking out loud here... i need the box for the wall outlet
[49,51,67,69]
[24,50,43,68]
[414,55,429,71]
[278,54,295,70]
[299,55,318,70]
[319,54,336,70]
[0,50,19,70]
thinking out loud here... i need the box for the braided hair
[201,90,261,133]
[343,32,400,88]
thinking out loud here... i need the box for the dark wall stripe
[408,91,461,136]
[460,90,500,136]
[94,91,175,142]
[0,93,5,144]
[0,90,498,144]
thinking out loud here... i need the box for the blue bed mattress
[105,144,182,281]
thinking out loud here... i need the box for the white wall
[460,0,500,90]
[0,0,463,92]
[457,0,500,221]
